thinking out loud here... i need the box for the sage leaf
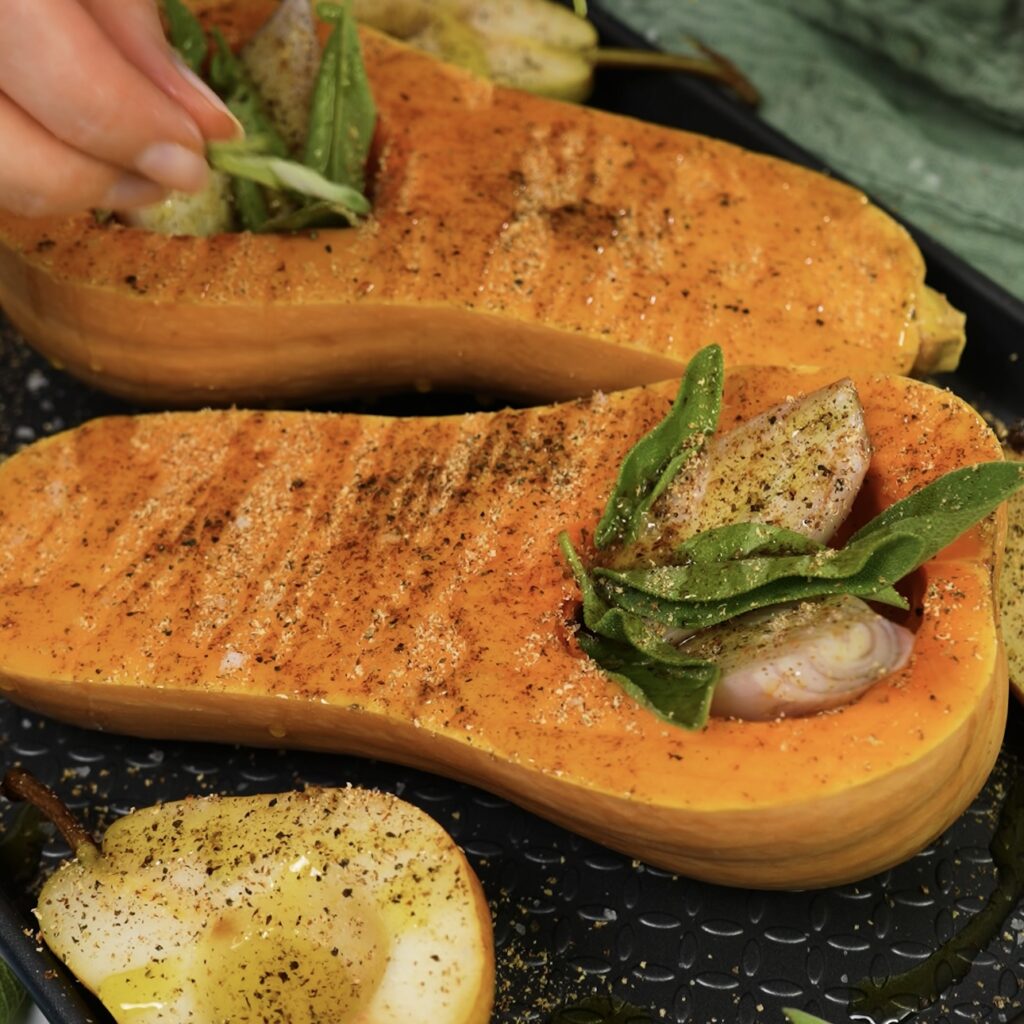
[209,31,289,155]
[595,344,723,549]
[578,630,718,728]
[256,199,353,233]
[599,530,918,609]
[676,521,822,562]
[305,3,377,194]
[849,461,1024,557]
[559,532,612,629]
[164,0,206,74]
[599,461,1024,629]
[270,159,370,211]
[560,533,718,728]
[209,31,291,230]
[208,142,369,223]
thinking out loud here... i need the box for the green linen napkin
[600,0,1024,299]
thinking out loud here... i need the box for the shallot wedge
[635,379,871,563]
[242,0,320,154]
[677,596,914,721]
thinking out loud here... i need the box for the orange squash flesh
[0,366,1006,888]
[0,0,957,407]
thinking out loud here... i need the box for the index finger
[84,0,241,143]
[0,0,208,191]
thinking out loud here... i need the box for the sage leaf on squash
[208,141,370,223]
[559,532,719,728]
[675,521,822,562]
[305,3,378,195]
[577,628,719,728]
[595,462,1024,630]
[209,31,292,230]
[209,33,289,158]
[849,461,1024,556]
[595,343,723,549]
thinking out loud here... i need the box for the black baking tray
[1,5,1023,1024]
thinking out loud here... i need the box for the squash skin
[1000,446,1024,705]
[0,2,942,406]
[0,366,1007,889]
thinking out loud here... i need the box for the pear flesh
[35,788,494,1024]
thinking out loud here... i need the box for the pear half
[35,788,494,1024]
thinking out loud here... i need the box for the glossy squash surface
[0,1,961,406]
[0,366,1006,888]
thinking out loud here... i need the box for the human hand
[0,0,240,217]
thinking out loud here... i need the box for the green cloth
[599,0,1024,300]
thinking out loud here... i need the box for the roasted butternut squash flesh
[0,366,1005,888]
[0,1,960,406]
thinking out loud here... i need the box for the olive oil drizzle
[853,761,1024,1017]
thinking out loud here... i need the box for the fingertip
[135,142,209,193]
[168,52,243,141]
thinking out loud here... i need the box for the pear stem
[592,44,761,107]
[1,767,97,856]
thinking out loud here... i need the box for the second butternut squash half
[0,365,1007,888]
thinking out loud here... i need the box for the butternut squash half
[0,1,961,406]
[0,366,1006,889]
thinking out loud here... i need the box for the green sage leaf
[598,529,917,612]
[209,32,287,155]
[164,0,207,74]
[595,344,723,549]
[270,159,370,210]
[208,31,291,230]
[849,461,1024,557]
[560,533,718,728]
[305,3,377,194]
[208,142,369,223]
[675,521,822,563]
[577,630,718,728]
[598,461,1024,631]
[256,199,351,233]
[559,532,612,628]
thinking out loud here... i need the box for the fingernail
[218,106,245,140]
[102,174,167,210]
[172,52,244,138]
[135,142,209,192]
